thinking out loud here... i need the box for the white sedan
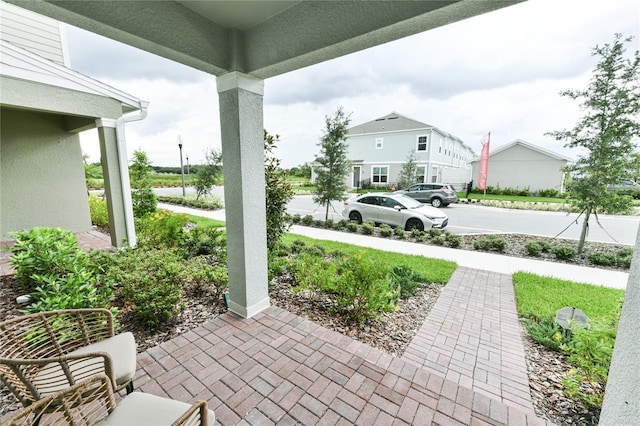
[342,193,448,231]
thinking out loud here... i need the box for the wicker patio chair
[1,374,214,426]
[0,309,136,409]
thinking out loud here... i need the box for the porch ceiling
[7,0,523,79]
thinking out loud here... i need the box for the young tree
[313,107,352,221]
[193,148,223,200]
[397,150,419,190]
[264,130,294,251]
[547,34,640,253]
[129,150,157,217]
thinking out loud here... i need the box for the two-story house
[0,1,147,246]
[340,112,474,191]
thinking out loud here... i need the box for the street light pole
[178,138,186,197]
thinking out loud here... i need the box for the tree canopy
[547,33,640,253]
[313,107,352,221]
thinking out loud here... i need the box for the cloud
[77,0,640,170]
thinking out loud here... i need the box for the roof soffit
[6,0,523,79]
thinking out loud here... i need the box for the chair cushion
[100,392,216,425]
[33,332,136,396]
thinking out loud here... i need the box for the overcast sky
[68,0,640,169]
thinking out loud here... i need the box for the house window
[417,135,429,151]
[439,140,442,154]
[372,166,389,184]
[416,166,426,183]
[375,138,383,149]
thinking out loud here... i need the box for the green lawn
[281,233,457,284]
[513,272,625,328]
[187,215,225,229]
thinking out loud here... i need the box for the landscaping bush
[473,235,507,252]
[445,232,461,248]
[394,226,406,239]
[616,247,634,268]
[390,265,423,298]
[287,253,338,295]
[290,239,307,253]
[431,235,445,246]
[88,195,109,227]
[427,228,441,239]
[523,314,572,351]
[379,224,393,237]
[552,245,577,261]
[414,232,426,243]
[524,240,543,257]
[587,251,618,267]
[181,226,227,262]
[361,221,375,235]
[136,210,190,248]
[157,195,223,210]
[410,229,424,240]
[346,221,359,233]
[301,215,314,225]
[9,227,113,312]
[325,219,335,229]
[334,220,348,230]
[335,252,397,322]
[562,327,616,408]
[102,247,184,328]
[291,214,302,224]
[313,219,325,228]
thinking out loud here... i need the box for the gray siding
[471,143,567,192]
[0,2,66,65]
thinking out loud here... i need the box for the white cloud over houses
[74,0,639,169]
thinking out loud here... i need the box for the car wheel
[405,218,424,231]
[349,211,362,224]
[431,198,443,208]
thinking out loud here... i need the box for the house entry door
[353,166,361,188]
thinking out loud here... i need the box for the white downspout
[115,101,149,247]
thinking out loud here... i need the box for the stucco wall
[1,108,91,239]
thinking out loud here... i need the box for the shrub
[346,222,359,233]
[288,253,337,295]
[181,227,227,262]
[291,214,302,224]
[88,196,109,226]
[379,224,393,237]
[325,219,335,229]
[129,150,158,218]
[390,265,423,298]
[616,247,634,268]
[183,261,228,296]
[538,189,559,198]
[104,247,184,328]
[301,215,314,225]
[303,244,327,257]
[524,241,543,257]
[136,210,190,248]
[431,235,445,246]
[445,233,462,248]
[414,232,426,243]
[587,251,618,267]
[9,227,113,312]
[523,315,572,351]
[427,228,442,239]
[291,239,307,253]
[562,328,615,408]
[473,235,507,252]
[394,226,406,239]
[552,245,577,261]
[334,252,397,322]
[334,220,348,230]
[361,221,375,235]
[410,229,424,240]
[535,239,552,253]
[313,219,324,227]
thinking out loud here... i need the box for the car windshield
[395,195,422,208]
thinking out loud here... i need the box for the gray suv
[397,183,458,208]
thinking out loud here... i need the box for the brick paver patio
[1,231,549,424]
[133,269,548,425]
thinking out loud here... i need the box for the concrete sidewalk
[160,203,629,290]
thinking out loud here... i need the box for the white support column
[217,72,269,318]
[96,118,135,247]
[600,225,640,424]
